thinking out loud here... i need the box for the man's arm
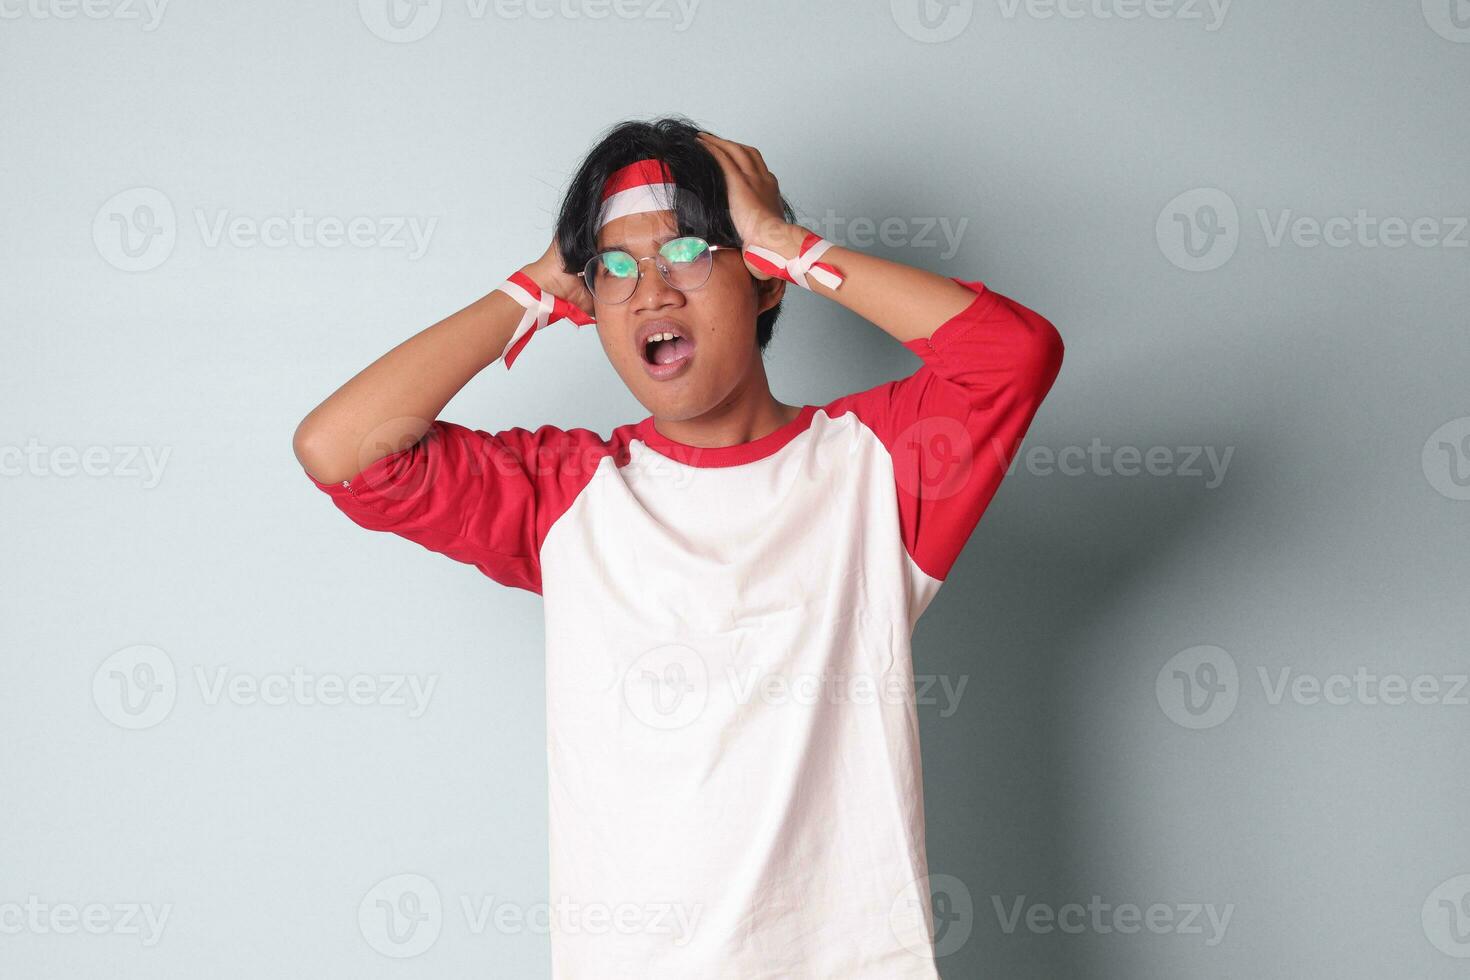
[292,239,592,485]
[749,221,981,345]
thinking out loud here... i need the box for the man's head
[554,117,796,421]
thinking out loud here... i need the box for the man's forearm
[292,284,529,485]
[761,222,981,344]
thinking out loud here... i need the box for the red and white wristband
[741,232,845,291]
[493,270,596,370]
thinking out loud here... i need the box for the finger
[699,132,756,179]
[717,137,765,177]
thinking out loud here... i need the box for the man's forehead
[596,210,680,251]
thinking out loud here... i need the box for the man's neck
[651,382,802,449]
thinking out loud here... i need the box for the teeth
[646,331,679,343]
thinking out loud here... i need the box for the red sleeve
[303,420,612,594]
[828,278,1065,583]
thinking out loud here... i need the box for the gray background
[4,0,1469,976]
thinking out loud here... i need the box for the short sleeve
[828,278,1065,584]
[303,419,613,594]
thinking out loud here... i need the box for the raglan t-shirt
[306,278,1064,979]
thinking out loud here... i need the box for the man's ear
[754,275,786,315]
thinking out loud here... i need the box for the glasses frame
[576,237,740,306]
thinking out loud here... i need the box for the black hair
[554,115,797,352]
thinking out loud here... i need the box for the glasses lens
[658,237,713,291]
[585,250,639,304]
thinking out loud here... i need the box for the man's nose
[631,255,682,310]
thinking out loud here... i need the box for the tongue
[651,336,694,365]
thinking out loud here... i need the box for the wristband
[494,270,596,370]
[741,233,845,291]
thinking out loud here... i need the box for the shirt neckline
[632,404,819,468]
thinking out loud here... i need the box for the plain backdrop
[3,1,1469,976]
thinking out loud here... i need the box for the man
[294,117,1064,978]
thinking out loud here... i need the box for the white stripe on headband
[597,182,680,231]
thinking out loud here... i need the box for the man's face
[591,209,784,422]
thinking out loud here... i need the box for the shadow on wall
[912,408,1270,978]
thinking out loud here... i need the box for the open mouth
[637,320,696,378]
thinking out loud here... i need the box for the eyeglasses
[577,236,738,306]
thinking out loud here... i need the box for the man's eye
[661,238,707,264]
[601,253,637,277]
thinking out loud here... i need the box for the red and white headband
[596,158,681,231]
[494,156,843,369]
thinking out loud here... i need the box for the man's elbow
[293,416,352,485]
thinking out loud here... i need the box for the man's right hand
[521,238,596,317]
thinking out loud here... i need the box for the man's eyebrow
[597,233,683,253]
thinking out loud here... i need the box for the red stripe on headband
[600,158,675,200]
